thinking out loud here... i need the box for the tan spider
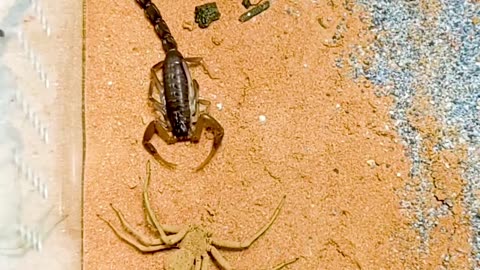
[98,161,298,270]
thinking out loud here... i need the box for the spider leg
[97,214,171,253]
[108,203,163,246]
[201,253,210,270]
[208,246,233,270]
[143,211,183,235]
[210,195,286,249]
[142,161,189,245]
[194,256,202,270]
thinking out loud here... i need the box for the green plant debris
[239,0,270,22]
[195,2,221,28]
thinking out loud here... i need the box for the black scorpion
[136,0,224,171]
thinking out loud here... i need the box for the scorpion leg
[192,79,211,117]
[210,195,286,249]
[190,113,224,171]
[198,99,211,114]
[185,57,219,79]
[143,119,178,169]
[148,80,165,115]
[149,61,166,115]
[142,161,189,246]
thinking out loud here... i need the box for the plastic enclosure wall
[0,0,82,269]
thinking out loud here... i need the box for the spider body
[98,161,299,270]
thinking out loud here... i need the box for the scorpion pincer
[136,0,224,171]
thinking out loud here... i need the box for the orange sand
[83,0,471,269]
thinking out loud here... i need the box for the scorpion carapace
[136,0,224,172]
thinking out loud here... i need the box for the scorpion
[98,161,299,270]
[136,0,224,171]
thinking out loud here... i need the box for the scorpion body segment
[136,0,224,171]
[162,50,194,140]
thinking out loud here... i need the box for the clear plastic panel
[0,0,82,269]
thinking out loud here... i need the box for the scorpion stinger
[135,0,224,171]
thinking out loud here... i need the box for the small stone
[473,17,480,25]
[259,115,267,123]
[211,36,223,46]
[216,103,223,110]
[366,159,377,168]
[182,21,194,31]
[140,115,149,125]
[364,80,372,88]
[444,198,454,208]
[205,205,216,216]
[317,17,330,29]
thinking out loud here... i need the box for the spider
[98,161,298,270]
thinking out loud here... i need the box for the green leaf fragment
[239,1,270,23]
[195,2,221,29]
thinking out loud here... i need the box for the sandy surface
[83,0,471,269]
